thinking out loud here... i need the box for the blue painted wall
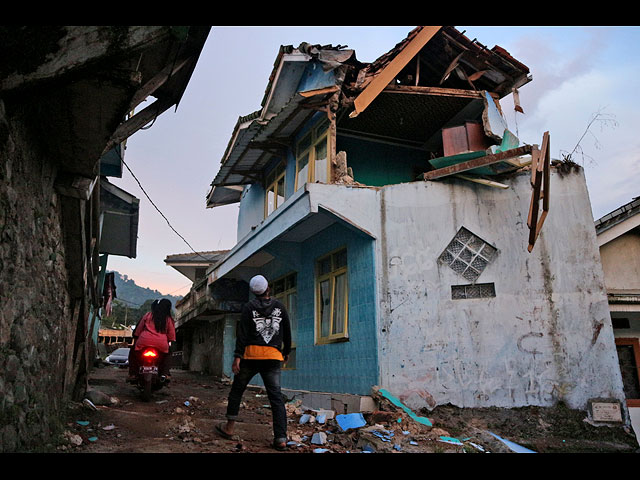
[337,135,429,186]
[257,221,379,395]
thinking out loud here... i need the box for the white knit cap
[249,275,269,295]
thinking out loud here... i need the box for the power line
[115,148,211,263]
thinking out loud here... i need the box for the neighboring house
[164,250,239,373]
[0,26,209,452]
[596,197,640,429]
[98,327,134,346]
[178,26,625,416]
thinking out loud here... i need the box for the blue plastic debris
[371,430,395,443]
[76,421,90,426]
[335,413,366,431]
[299,414,311,424]
[439,436,464,446]
[410,441,418,446]
[362,444,376,453]
[88,437,98,442]
[378,388,433,427]
[393,444,402,451]
[313,448,329,453]
[487,431,536,453]
[317,414,327,424]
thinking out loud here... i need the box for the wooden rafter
[103,95,176,155]
[349,26,442,118]
[527,131,550,252]
[128,55,192,110]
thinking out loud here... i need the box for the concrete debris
[64,431,83,446]
[311,432,327,445]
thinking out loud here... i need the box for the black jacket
[234,297,292,359]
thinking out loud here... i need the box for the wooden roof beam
[349,26,442,118]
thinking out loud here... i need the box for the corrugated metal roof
[595,196,640,234]
[207,89,334,199]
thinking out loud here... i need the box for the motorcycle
[132,347,170,401]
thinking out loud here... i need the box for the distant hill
[107,270,183,308]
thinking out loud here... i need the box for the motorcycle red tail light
[142,349,158,358]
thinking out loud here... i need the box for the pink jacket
[133,312,176,353]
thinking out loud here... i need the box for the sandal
[215,422,239,441]
[273,439,288,451]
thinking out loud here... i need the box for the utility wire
[116,148,212,263]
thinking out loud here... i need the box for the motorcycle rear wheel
[141,376,153,402]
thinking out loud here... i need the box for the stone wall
[0,100,77,452]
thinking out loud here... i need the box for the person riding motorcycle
[128,298,176,382]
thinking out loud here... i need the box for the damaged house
[170,26,625,416]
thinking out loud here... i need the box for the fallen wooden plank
[423,145,532,180]
[528,132,550,252]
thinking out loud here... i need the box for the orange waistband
[243,345,284,361]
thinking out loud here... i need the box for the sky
[106,26,640,297]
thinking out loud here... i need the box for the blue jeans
[226,359,287,442]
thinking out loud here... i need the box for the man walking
[216,274,292,451]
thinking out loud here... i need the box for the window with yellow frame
[295,117,330,191]
[272,272,297,369]
[264,161,286,218]
[315,248,348,344]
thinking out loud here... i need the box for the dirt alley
[57,363,640,454]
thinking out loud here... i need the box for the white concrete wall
[376,169,625,411]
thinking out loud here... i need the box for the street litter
[76,420,90,426]
[314,448,330,453]
[376,388,432,427]
[438,436,464,446]
[82,398,98,411]
[299,413,314,424]
[88,437,98,442]
[468,442,486,452]
[336,413,366,431]
[64,431,83,446]
[369,428,395,443]
[102,424,116,431]
[487,431,536,453]
[311,432,328,445]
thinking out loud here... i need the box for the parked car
[104,347,130,367]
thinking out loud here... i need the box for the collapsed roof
[206,26,531,207]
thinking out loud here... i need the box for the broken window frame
[272,271,297,370]
[264,160,286,218]
[315,247,349,345]
[295,117,330,192]
[615,337,640,407]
